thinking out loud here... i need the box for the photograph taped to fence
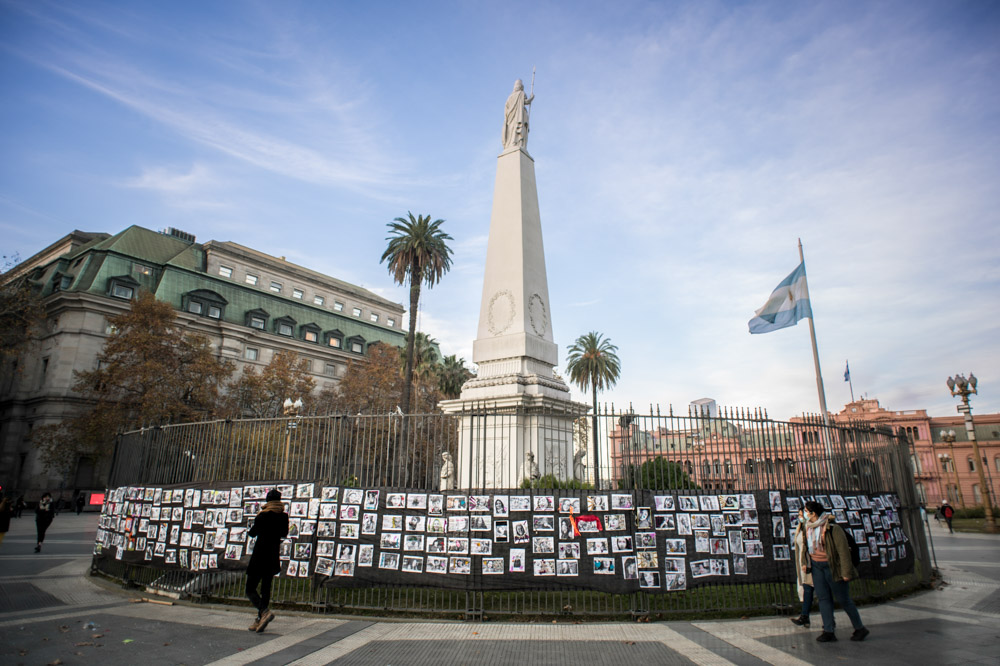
[92,485,914,594]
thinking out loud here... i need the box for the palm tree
[381,212,453,414]
[438,354,473,399]
[399,332,441,383]
[566,331,621,489]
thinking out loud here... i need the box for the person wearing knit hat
[246,488,288,632]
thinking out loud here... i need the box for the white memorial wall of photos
[93,484,911,593]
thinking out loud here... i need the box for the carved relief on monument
[528,293,548,337]
[487,289,516,336]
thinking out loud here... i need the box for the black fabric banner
[92,483,914,594]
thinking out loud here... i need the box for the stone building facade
[1,225,406,503]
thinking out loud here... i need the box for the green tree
[34,290,234,474]
[399,331,441,384]
[438,354,473,400]
[223,350,316,418]
[380,212,453,414]
[619,457,699,490]
[566,331,621,489]
[0,254,45,364]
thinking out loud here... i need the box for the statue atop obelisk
[440,78,587,489]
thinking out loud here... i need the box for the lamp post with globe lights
[282,397,303,478]
[946,374,996,531]
[938,430,964,507]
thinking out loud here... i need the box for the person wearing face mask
[790,508,814,627]
[803,501,869,642]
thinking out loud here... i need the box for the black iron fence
[95,405,931,620]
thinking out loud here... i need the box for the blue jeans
[811,560,864,633]
[800,583,814,617]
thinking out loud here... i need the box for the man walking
[246,488,288,633]
[941,501,955,533]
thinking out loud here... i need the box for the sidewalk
[2,512,998,665]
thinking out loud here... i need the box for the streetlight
[282,398,303,478]
[947,374,996,532]
[938,430,964,507]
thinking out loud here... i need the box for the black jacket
[248,509,289,576]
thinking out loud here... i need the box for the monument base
[440,378,589,490]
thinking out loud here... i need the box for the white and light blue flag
[748,262,812,334]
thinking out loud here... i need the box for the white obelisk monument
[440,78,588,489]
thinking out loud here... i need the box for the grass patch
[952,517,999,534]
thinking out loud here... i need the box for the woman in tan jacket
[790,508,814,627]
[803,500,869,643]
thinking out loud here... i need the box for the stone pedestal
[440,143,587,489]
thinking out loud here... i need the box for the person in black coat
[246,488,288,632]
[35,493,55,553]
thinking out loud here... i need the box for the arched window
[766,458,774,474]
[973,484,982,504]
[995,456,1000,473]
[968,456,976,472]
[713,459,721,474]
[724,459,732,474]
[684,460,692,475]
[702,460,711,477]
[745,458,755,474]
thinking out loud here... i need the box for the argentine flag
[748,262,812,334]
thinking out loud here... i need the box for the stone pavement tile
[248,621,370,665]
[756,617,989,666]
[0,582,66,613]
[0,611,260,666]
[665,624,773,666]
[329,639,699,666]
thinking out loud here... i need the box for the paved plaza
[1,513,997,665]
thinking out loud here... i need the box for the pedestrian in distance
[75,494,85,515]
[246,488,288,633]
[940,501,955,533]
[790,508,815,628]
[35,492,55,552]
[15,495,26,518]
[803,500,869,643]
[0,496,13,549]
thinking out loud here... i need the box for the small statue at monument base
[439,451,455,492]
[573,444,587,482]
[521,451,540,484]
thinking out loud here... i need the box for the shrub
[520,474,594,490]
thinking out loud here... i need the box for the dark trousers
[36,522,51,544]
[246,570,274,617]
[799,583,814,617]
[811,560,864,633]
[945,516,953,533]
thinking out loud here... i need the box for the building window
[304,330,318,343]
[184,290,228,321]
[245,309,269,330]
[973,484,982,504]
[245,273,258,286]
[278,322,293,336]
[133,263,153,276]
[314,295,325,306]
[370,313,379,323]
[995,456,1000,473]
[328,337,342,349]
[324,363,337,377]
[108,276,139,300]
[292,288,304,299]
[245,347,259,361]
[352,307,362,317]
[351,341,363,353]
[270,281,282,293]
[59,275,73,290]
[387,318,395,327]
[112,283,133,299]
[105,322,118,335]
[219,265,233,278]
[333,302,344,312]
[301,323,321,344]
[968,456,976,472]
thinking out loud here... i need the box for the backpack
[837,524,862,568]
[942,505,954,519]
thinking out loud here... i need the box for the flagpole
[798,239,835,485]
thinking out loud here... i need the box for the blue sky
[2,0,999,420]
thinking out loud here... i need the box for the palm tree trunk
[398,275,420,486]
[592,383,600,489]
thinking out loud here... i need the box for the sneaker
[816,632,837,642]
[790,616,810,627]
[851,627,870,642]
[248,616,261,632]
[255,610,275,633]
[34,545,41,553]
